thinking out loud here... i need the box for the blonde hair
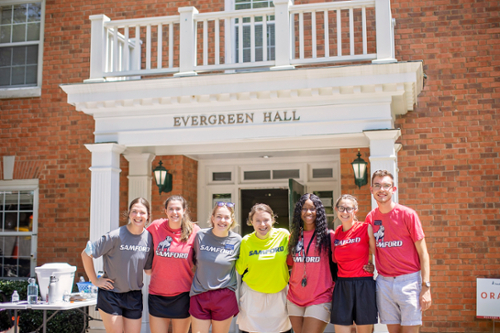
[164,196,193,242]
[246,203,276,226]
[209,203,237,230]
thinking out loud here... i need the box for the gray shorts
[376,271,422,326]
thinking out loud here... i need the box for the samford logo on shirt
[249,246,284,256]
[200,244,235,255]
[293,256,321,263]
[120,245,150,252]
[376,240,403,248]
[155,250,188,259]
[334,237,361,246]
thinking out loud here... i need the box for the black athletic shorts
[331,276,378,326]
[148,292,190,319]
[97,288,143,319]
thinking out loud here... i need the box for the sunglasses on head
[216,201,235,208]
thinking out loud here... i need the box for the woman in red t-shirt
[287,193,335,333]
[331,194,377,333]
[146,195,200,333]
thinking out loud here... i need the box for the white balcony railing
[87,0,395,81]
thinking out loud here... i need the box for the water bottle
[27,278,38,304]
[11,290,19,303]
[48,275,58,304]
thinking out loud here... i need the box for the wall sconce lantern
[351,150,368,188]
[153,161,173,194]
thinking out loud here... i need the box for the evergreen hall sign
[173,110,300,127]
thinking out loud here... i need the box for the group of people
[81,169,432,333]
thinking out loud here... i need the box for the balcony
[86,0,396,81]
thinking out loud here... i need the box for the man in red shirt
[366,170,432,333]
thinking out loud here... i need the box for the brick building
[0,0,499,332]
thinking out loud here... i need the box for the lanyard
[301,229,316,261]
[301,229,316,287]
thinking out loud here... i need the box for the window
[234,0,275,63]
[0,0,44,98]
[0,180,38,278]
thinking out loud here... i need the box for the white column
[364,129,400,333]
[363,129,401,209]
[372,0,396,64]
[123,153,155,204]
[86,14,110,82]
[123,153,155,333]
[271,0,295,71]
[175,6,199,77]
[85,143,126,268]
[85,143,125,332]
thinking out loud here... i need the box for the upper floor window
[234,0,275,63]
[0,0,44,98]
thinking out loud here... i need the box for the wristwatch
[422,281,431,288]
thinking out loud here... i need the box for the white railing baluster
[203,20,208,66]
[262,14,267,61]
[157,24,162,69]
[177,6,198,76]
[374,0,396,63]
[324,10,329,58]
[168,23,173,68]
[290,12,294,60]
[194,21,198,66]
[312,11,317,59]
[146,24,151,69]
[362,7,367,55]
[215,19,220,65]
[250,16,255,63]
[336,9,341,57]
[273,0,293,69]
[113,27,119,72]
[238,16,243,63]
[349,8,354,56]
[299,12,304,60]
[124,27,129,71]
[134,25,140,70]
[87,14,110,82]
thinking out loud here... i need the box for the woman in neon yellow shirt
[236,203,292,333]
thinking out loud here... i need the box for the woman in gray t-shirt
[81,197,153,333]
[189,202,242,333]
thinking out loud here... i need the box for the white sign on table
[477,278,500,319]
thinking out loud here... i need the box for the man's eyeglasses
[216,201,235,208]
[337,206,354,213]
[372,183,393,190]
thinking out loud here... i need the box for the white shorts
[376,271,422,326]
[286,300,332,324]
[237,282,291,333]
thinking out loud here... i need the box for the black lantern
[153,161,173,194]
[351,150,368,188]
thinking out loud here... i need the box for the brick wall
[391,0,500,331]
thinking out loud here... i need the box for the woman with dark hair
[146,195,200,333]
[81,197,153,333]
[287,193,334,333]
[189,202,242,333]
[236,203,292,333]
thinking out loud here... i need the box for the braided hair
[288,193,329,256]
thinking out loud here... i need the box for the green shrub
[0,280,88,333]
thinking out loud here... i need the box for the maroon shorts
[189,288,239,321]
